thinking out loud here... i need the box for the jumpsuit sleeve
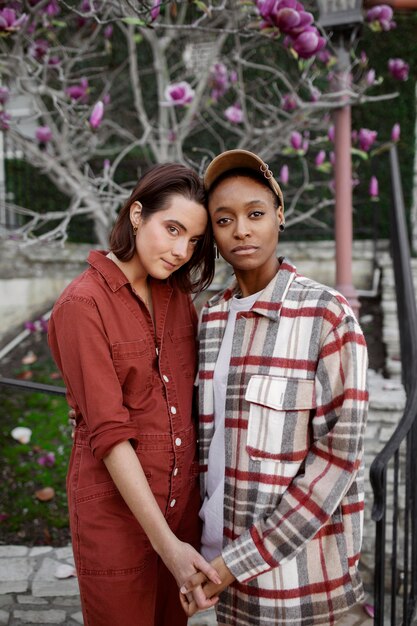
[221,310,369,582]
[48,296,140,460]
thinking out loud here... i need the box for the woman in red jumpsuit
[48,163,220,626]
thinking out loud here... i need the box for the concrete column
[333,43,361,318]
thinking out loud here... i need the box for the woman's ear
[130,201,143,228]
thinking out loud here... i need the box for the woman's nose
[172,238,188,258]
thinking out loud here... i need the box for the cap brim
[204,149,284,209]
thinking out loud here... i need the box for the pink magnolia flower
[0,86,10,105]
[150,0,161,21]
[366,69,376,86]
[290,130,303,151]
[0,8,28,32]
[104,25,113,39]
[391,123,400,142]
[35,126,53,144]
[328,126,335,142]
[280,164,289,185]
[369,176,379,199]
[29,39,49,62]
[38,452,56,467]
[45,0,60,17]
[0,111,11,130]
[164,82,195,106]
[224,103,243,124]
[366,5,395,30]
[281,93,297,111]
[89,100,104,129]
[315,150,326,166]
[388,58,409,81]
[66,78,89,102]
[358,128,377,152]
[291,27,326,59]
[209,63,229,101]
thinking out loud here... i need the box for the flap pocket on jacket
[245,376,315,462]
[245,375,316,411]
[112,339,148,360]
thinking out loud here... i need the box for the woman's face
[208,175,283,276]
[131,194,208,280]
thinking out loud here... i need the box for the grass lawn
[0,327,72,546]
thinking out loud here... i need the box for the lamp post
[317,0,363,318]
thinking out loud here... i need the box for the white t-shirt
[200,290,262,561]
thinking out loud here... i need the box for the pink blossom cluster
[24,316,49,333]
[255,0,326,59]
[209,63,237,102]
[365,5,396,31]
[388,58,409,81]
[164,82,195,106]
[0,7,28,33]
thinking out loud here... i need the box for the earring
[279,222,285,232]
[132,224,138,236]
[214,243,220,259]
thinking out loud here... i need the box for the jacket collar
[206,256,297,322]
[88,250,130,292]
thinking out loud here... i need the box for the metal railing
[370,145,417,625]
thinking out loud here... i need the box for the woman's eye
[190,238,200,246]
[216,217,230,225]
[250,211,264,218]
[167,225,179,235]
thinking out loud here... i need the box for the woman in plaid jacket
[180,150,369,625]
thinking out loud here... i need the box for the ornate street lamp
[316,0,364,318]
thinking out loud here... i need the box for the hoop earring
[279,222,285,232]
[214,243,220,260]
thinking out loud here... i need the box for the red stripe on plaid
[237,572,352,599]
[225,466,293,487]
[202,311,229,323]
[290,485,329,524]
[229,356,316,371]
[225,417,248,430]
[321,331,367,358]
[311,444,359,472]
[316,389,368,417]
[313,521,344,539]
[246,446,307,462]
[199,413,214,423]
[250,525,279,567]
[348,554,360,567]
[280,305,342,326]
[341,501,365,515]
[199,370,214,379]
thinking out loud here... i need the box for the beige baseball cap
[204,149,284,210]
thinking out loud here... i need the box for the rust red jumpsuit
[48,250,201,626]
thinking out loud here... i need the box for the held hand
[179,555,235,616]
[161,538,221,590]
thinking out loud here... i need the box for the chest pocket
[245,375,316,463]
[112,339,152,396]
[168,324,196,379]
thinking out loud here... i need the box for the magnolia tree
[0,0,410,246]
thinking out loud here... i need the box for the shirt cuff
[89,424,139,460]
[222,526,274,583]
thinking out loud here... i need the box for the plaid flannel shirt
[198,258,368,626]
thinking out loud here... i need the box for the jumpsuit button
[175,438,182,447]
[170,406,177,414]
[173,467,178,476]
[170,499,176,508]
[163,375,169,383]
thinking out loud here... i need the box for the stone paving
[0,544,375,625]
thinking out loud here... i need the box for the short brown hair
[109,163,214,293]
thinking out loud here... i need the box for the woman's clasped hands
[179,555,235,617]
